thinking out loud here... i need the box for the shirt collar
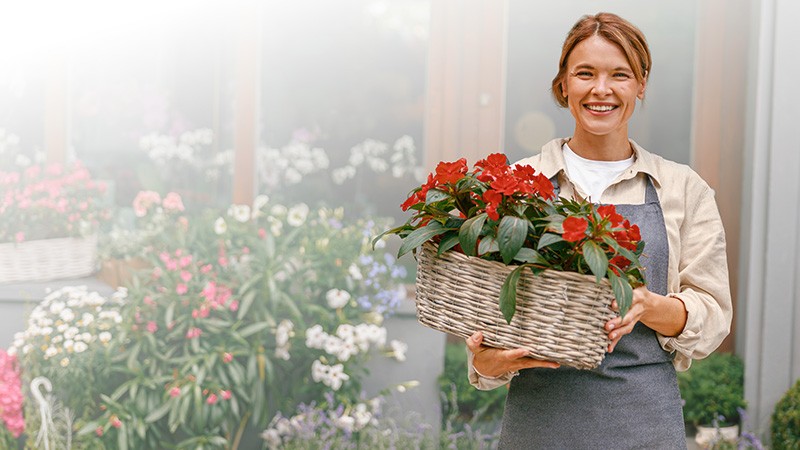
[536,138,662,188]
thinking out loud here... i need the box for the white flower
[253,195,270,217]
[323,335,344,357]
[49,301,65,314]
[305,325,327,349]
[214,217,227,235]
[286,203,309,227]
[333,414,355,433]
[326,289,351,309]
[389,339,408,362]
[60,357,70,367]
[284,168,302,184]
[353,403,372,429]
[267,216,283,236]
[270,204,288,217]
[44,347,58,359]
[275,348,291,360]
[73,341,88,353]
[60,308,75,322]
[348,264,363,280]
[261,429,281,448]
[229,204,251,223]
[331,166,356,185]
[275,320,294,347]
[99,332,112,344]
[311,359,329,383]
[327,364,350,391]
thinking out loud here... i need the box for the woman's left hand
[605,285,689,352]
[605,286,650,353]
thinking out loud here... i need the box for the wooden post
[424,0,508,171]
[232,1,261,206]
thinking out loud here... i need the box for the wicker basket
[0,235,98,284]
[415,242,617,369]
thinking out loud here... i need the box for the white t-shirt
[562,142,634,203]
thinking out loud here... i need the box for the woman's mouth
[584,104,618,113]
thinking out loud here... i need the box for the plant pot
[694,424,739,448]
[97,257,151,288]
[0,235,97,283]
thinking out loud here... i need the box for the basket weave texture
[0,235,98,284]
[415,242,617,369]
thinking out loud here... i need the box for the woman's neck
[568,130,633,161]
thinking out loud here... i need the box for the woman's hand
[466,331,560,378]
[605,285,688,353]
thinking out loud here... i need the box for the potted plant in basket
[0,161,110,283]
[376,153,647,369]
[677,351,747,448]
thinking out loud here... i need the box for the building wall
[740,0,800,435]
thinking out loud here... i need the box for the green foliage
[382,154,647,322]
[677,352,746,426]
[437,342,506,427]
[771,378,800,450]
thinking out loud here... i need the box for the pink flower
[95,426,104,437]
[222,352,233,363]
[180,271,192,283]
[176,284,188,295]
[169,387,181,398]
[14,231,24,243]
[110,416,122,428]
[132,190,161,217]
[228,300,239,312]
[221,390,232,400]
[186,327,202,339]
[146,321,158,333]
[218,257,228,267]
[162,192,185,213]
[201,264,213,274]
[0,350,25,438]
[206,393,218,405]
[143,296,155,306]
[179,255,193,268]
[258,228,266,239]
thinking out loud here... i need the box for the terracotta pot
[694,423,739,448]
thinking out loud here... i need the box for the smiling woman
[465,12,732,449]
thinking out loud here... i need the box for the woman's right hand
[466,331,560,378]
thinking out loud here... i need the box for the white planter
[695,424,739,448]
[0,235,97,283]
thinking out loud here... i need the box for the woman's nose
[591,76,612,95]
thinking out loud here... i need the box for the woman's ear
[561,80,568,99]
[637,72,648,99]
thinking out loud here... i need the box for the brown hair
[551,12,651,107]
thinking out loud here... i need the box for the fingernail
[608,323,615,330]
[610,333,616,339]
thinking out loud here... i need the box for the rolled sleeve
[466,347,516,390]
[658,182,732,371]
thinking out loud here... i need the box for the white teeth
[586,105,616,112]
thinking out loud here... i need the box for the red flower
[482,189,503,221]
[610,255,631,270]
[562,216,588,242]
[475,153,508,171]
[532,173,555,200]
[434,158,468,184]
[491,174,521,196]
[597,204,624,227]
[400,173,438,211]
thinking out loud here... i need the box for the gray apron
[498,175,686,449]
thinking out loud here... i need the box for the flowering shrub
[0,161,109,244]
[379,153,646,320]
[14,198,411,449]
[8,285,126,449]
[0,349,24,447]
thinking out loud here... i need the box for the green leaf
[145,401,173,423]
[498,215,528,264]
[609,270,633,319]
[238,321,271,339]
[398,221,445,257]
[425,188,449,204]
[582,240,609,283]
[165,303,175,328]
[513,247,549,265]
[601,235,639,264]
[499,265,526,324]
[118,422,129,450]
[537,233,563,250]
[477,236,499,255]
[437,233,461,255]
[237,290,257,321]
[458,213,487,256]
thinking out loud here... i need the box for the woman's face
[561,35,646,139]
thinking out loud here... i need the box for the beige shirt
[467,138,732,390]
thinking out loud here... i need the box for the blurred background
[0,0,798,448]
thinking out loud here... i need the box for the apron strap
[549,172,658,205]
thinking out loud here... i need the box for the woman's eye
[575,71,592,77]
[613,73,631,79]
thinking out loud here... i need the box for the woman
[466,12,732,449]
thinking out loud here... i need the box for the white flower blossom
[229,204,251,223]
[326,289,351,309]
[286,203,309,227]
[389,339,408,362]
[214,217,227,235]
[348,264,363,280]
[305,325,327,349]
